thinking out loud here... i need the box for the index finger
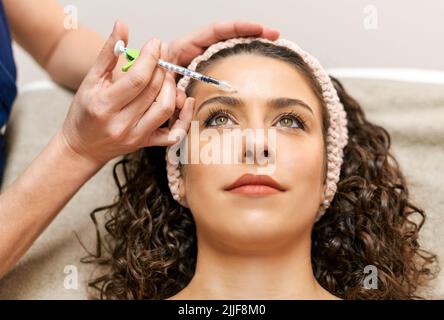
[105,38,162,109]
[190,21,280,48]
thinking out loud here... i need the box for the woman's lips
[223,174,286,196]
[227,184,282,195]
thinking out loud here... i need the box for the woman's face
[179,53,326,251]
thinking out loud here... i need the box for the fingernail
[162,42,170,56]
[150,37,160,47]
[186,97,194,103]
[189,97,196,109]
[270,28,280,34]
[112,21,118,34]
[144,38,160,55]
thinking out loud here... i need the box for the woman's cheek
[276,134,324,184]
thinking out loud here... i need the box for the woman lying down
[81,38,439,300]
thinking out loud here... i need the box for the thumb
[90,20,128,77]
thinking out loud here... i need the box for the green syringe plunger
[114,40,140,72]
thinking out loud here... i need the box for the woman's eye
[214,115,229,126]
[206,114,235,127]
[276,116,303,129]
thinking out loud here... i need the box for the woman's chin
[200,213,309,252]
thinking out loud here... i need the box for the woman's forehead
[191,54,322,115]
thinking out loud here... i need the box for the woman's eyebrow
[196,96,314,115]
[196,96,243,115]
[267,97,314,115]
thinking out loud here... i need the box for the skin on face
[179,54,326,253]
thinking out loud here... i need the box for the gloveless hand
[60,21,194,169]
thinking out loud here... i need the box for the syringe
[114,40,237,93]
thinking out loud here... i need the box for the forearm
[0,131,102,278]
[44,27,104,90]
[4,0,106,91]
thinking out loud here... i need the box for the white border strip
[327,68,444,84]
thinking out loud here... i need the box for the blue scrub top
[0,0,17,181]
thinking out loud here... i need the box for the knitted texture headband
[166,37,349,221]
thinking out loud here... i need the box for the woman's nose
[241,127,276,166]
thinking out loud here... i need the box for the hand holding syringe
[114,40,236,93]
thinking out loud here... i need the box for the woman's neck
[167,232,339,300]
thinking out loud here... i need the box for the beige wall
[13,0,444,86]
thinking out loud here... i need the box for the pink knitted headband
[166,37,349,221]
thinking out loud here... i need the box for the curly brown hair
[80,41,439,300]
